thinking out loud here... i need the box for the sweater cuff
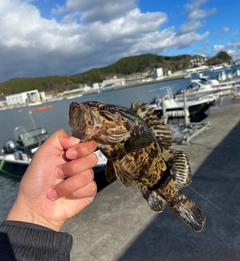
[0,221,73,259]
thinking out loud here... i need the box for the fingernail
[66,148,77,159]
[56,168,65,178]
[69,136,80,143]
[47,189,58,200]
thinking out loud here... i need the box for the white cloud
[220,27,230,37]
[179,20,203,34]
[185,0,217,21]
[213,45,225,52]
[53,0,137,24]
[178,0,216,35]
[222,27,230,33]
[0,0,217,82]
[212,43,240,60]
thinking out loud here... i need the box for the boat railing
[17,127,49,156]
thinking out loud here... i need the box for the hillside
[0,51,232,96]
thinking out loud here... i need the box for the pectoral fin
[113,161,133,187]
[105,160,117,183]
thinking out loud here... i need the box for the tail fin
[157,178,206,232]
[171,195,206,232]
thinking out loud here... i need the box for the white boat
[0,126,50,178]
[28,101,43,106]
[0,126,107,179]
[198,76,239,96]
[210,63,231,71]
[175,76,238,99]
[149,87,218,118]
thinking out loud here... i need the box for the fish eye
[99,104,108,111]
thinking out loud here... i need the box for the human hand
[7,129,98,231]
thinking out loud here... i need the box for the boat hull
[0,151,109,192]
[0,158,29,179]
[188,102,213,115]
[154,97,215,117]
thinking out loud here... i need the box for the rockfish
[69,101,206,232]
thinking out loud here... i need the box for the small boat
[175,76,238,100]
[30,105,53,112]
[0,126,51,178]
[149,87,218,118]
[28,101,43,107]
[0,127,108,190]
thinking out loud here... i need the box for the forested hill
[0,51,232,95]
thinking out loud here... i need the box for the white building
[6,90,41,106]
[102,77,125,88]
[153,68,163,79]
[188,55,207,68]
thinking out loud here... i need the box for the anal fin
[138,184,165,212]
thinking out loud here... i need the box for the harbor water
[0,71,238,222]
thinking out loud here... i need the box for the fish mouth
[69,102,88,140]
[69,102,103,141]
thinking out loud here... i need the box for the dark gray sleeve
[0,221,73,261]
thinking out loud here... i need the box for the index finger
[37,129,80,155]
[65,140,97,160]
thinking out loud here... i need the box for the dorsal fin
[130,102,173,149]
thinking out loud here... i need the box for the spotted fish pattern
[69,101,206,231]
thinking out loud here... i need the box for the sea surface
[0,67,239,222]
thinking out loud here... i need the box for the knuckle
[62,180,74,194]
[82,169,94,182]
[88,180,97,196]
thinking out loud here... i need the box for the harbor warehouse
[6,90,40,106]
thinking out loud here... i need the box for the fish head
[69,101,138,143]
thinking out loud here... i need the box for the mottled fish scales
[69,101,206,232]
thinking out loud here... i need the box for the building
[185,65,209,73]
[102,77,125,89]
[153,68,163,79]
[188,55,207,68]
[6,90,41,106]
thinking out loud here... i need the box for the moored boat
[30,105,53,112]
[0,126,50,178]
[149,87,218,118]
[0,127,108,190]
[175,76,239,100]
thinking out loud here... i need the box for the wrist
[6,199,62,232]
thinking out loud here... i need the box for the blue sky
[0,0,239,82]
[139,0,239,57]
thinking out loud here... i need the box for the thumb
[37,129,80,154]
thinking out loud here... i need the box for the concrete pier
[63,97,240,261]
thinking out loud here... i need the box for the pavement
[62,96,240,261]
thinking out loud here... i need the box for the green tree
[217,51,232,62]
